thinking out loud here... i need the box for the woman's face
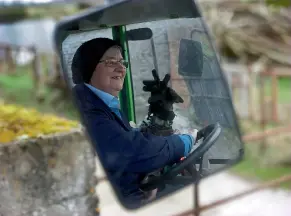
[90,46,127,97]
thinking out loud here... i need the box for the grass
[0,67,78,120]
[231,76,291,189]
[265,77,291,104]
[231,116,291,189]
[231,143,291,189]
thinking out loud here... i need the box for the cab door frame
[112,25,136,123]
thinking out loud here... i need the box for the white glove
[174,128,199,154]
[189,128,199,145]
[129,121,138,128]
[174,128,198,141]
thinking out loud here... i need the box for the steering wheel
[140,122,222,191]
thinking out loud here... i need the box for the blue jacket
[83,83,193,153]
[72,83,186,204]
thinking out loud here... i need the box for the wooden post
[290,73,291,125]
[240,72,249,119]
[247,64,255,121]
[0,48,4,73]
[231,73,236,100]
[4,45,13,74]
[231,73,241,117]
[271,69,278,123]
[194,182,200,216]
[4,45,10,74]
[45,54,57,82]
[30,46,44,102]
[259,73,267,155]
[54,54,62,80]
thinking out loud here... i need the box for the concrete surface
[95,159,291,216]
[0,129,98,216]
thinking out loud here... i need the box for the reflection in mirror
[55,0,244,210]
[127,17,243,191]
[178,39,203,77]
[126,28,153,41]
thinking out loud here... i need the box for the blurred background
[0,0,290,215]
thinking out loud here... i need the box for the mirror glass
[178,39,203,77]
[127,17,243,181]
[56,0,244,210]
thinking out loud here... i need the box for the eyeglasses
[99,59,129,68]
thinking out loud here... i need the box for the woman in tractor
[71,37,197,206]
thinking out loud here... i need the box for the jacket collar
[72,83,131,130]
[84,83,120,109]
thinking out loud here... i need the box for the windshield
[60,16,243,177]
[126,17,243,173]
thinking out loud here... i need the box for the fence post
[271,69,278,123]
[46,54,58,82]
[194,183,200,216]
[259,73,267,155]
[231,73,236,100]
[5,45,16,74]
[0,47,4,73]
[247,64,255,121]
[31,46,45,102]
[241,71,249,118]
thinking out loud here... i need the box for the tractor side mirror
[178,38,203,77]
[126,28,153,41]
[53,0,244,211]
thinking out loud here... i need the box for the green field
[265,77,291,104]
[231,140,291,189]
[0,67,78,119]
[232,76,291,189]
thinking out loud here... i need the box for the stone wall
[0,129,99,216]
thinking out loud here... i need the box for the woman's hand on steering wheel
[174,128,199,155]
[139,123,222,192]
[188,129,199,153]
